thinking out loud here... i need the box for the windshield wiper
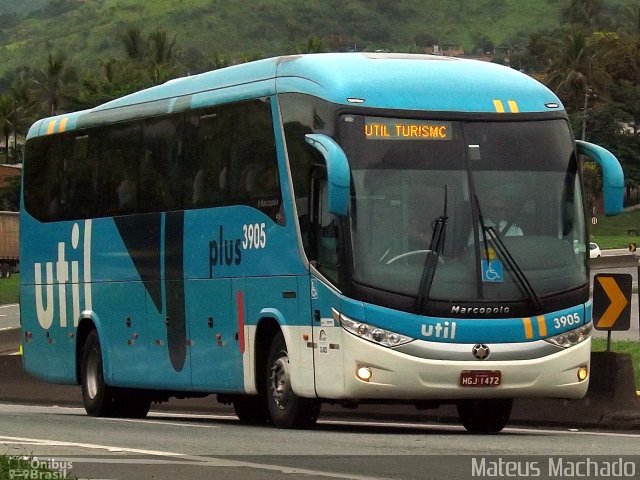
[475,195,543,311]
[415,186,448,309]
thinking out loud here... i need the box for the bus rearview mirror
[576,140,624,216]
[304,134,351,217]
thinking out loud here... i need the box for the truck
[0,211,18,277]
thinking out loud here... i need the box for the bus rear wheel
[111,390,151,419]
[80,330,115,417]
[265,332,320,429]
[457,398,512,433]
[80,330,151,418]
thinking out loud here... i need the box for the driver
[483,192,523,237]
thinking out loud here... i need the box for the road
[1,403,639,480]
[0,303,19,331]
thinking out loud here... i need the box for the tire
[111,389,151,419]
[80,330,151,418]
[457,398,512,433]
[265,332,320,429]
[232,395,269,425]
[80,330,115,417]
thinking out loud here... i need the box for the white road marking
[1,403,640,440]
[96,417,220,428]
[0,435,185,457]
[0,434,397,480]
[0,304,18,309]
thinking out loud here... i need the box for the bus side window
[69,134,98,220]
[283,122,326,258]
[224,100,283,223]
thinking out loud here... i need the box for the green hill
[0,0,633,82]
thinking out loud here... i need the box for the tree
[0,175,20,210]
[0,95,14,163]
[545,29,612,136]
[32,52,78,116]
[561,0,608,32]
[121,28,146,62]
[9,71,37,153]
[301,35,325,53]
[117,28,182,87]
[147,29,179,85]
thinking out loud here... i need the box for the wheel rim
[270,353,291,410]
[86,348,100,400]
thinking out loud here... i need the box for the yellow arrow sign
[596,276,629,328]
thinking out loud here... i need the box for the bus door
[309,170,346,398]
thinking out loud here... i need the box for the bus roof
[28,53,563,139]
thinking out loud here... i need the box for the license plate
[460,370,501,387]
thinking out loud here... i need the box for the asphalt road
[1,403,639,480]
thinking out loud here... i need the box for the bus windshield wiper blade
[415,186,448,309]
[484,225,543,311]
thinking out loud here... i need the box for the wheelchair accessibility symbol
[482,260,504,283]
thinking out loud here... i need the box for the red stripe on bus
[236,290,245,354]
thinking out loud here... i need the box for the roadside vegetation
[0,273,19,305]
[590,209,640,249]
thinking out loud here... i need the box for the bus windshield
[339,115,587,305]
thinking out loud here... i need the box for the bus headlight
[544,323,592,348]
[332,309,414,347]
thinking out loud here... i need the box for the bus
[20,53,624,432]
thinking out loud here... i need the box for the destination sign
[365,117,452,141]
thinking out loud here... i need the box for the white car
[589,242,602,259]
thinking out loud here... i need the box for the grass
[0,273,19,305]
[592,338,640,389]
[591,208,640,249]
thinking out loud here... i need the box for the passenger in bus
[240,163,261,199]
[139,151,167,212]
[256,164,279,197]
[117,170,137,213]
[192,165,225,208]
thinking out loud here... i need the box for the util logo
[34,220,93,330]
[421,321,457,340]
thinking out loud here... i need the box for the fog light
[356,367,373,382]
[577,366,588,382]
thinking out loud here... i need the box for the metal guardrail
[591,254,639,269]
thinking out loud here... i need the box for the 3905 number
[553,313,580,329]
[243,223,266,250]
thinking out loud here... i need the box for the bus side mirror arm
[305,134,351,217]
[576,140,624,216]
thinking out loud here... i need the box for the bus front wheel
[232,395,269,425]
[457,398,512,433]
[265,332,320,429]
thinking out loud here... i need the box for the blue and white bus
[20,53,624,432]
